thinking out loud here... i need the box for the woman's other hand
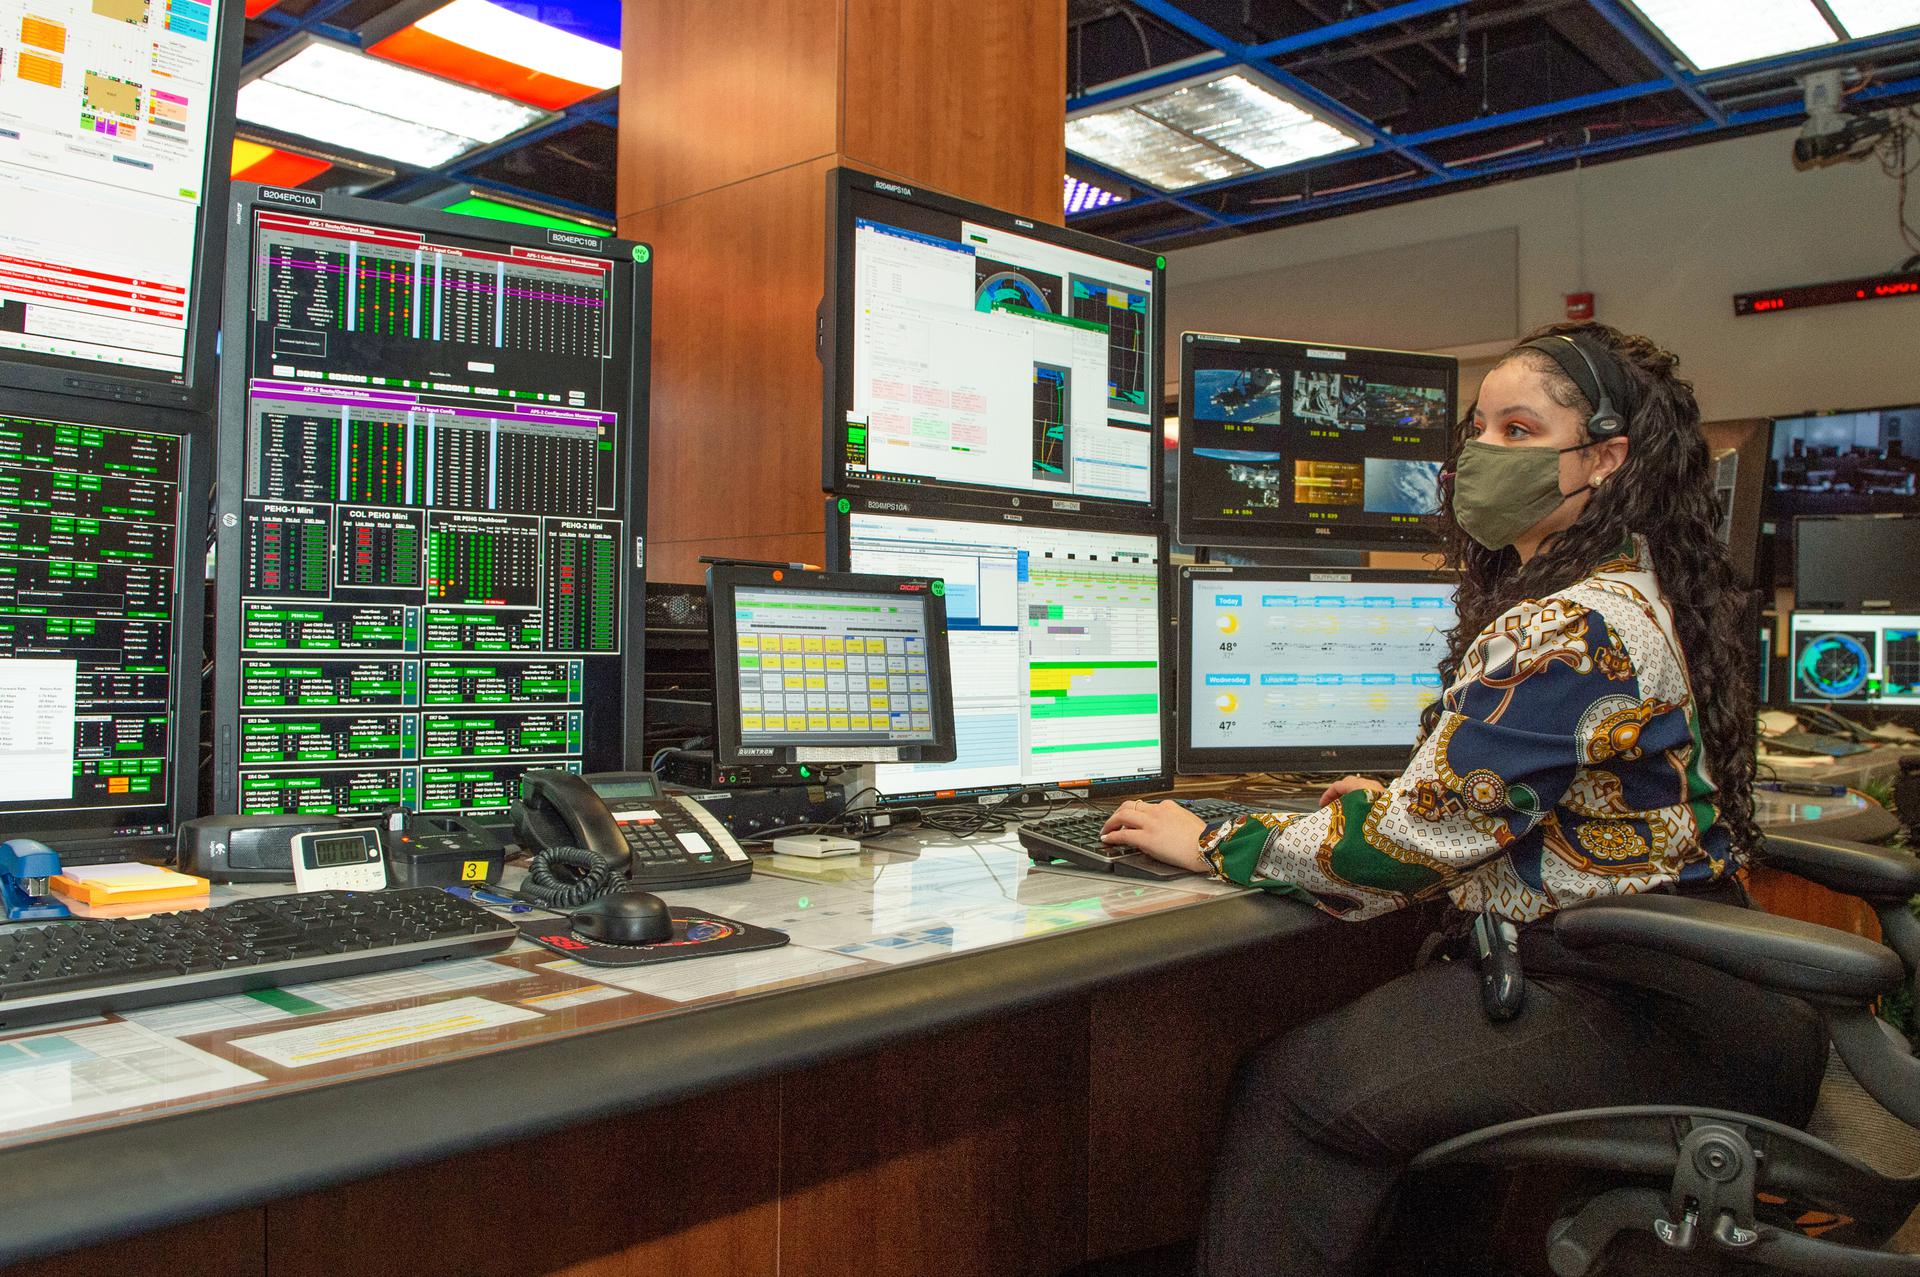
[1318,775,1386,807]
[1100,800,1210,873]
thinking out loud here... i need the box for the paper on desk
[233,996,541,1068]
[124,958,538,1037]
[541,946,862,1003]
[0,658,76,803]
[0,1021,263,1134]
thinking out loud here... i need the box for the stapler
[0,839,73,921]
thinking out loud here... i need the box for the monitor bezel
[1175,330,1458,554]
[1175,563,1458,777]
[706,563,958,769]
[0,0,243,411]
[1786,609,1920,709]
[209,184,652,816]
[826,492,1176,804]
[821,166,1167,520]
[0,387,210,858]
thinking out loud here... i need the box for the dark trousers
[1197,902,1830,1276]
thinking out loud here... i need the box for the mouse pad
[517,908,789,967]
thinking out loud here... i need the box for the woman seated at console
[1102,322,1826,1277]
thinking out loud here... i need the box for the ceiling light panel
[1064,176,1124,215]
[1624,0,1837,70]
[1068,69,1359,191]
[237,41,550,167]
[370,0,621,111]
[1824,0,1920,36]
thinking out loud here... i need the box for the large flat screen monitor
[1765,403,1920,581]
[1177,331,1457,553]
[1178,566,1456,775]
[1788,611,1920,708]
[708,563,957,770]
[1793,515,1920,612]
[822,167,1165,516]
[0,389,209,855]
[210,186,652,817]
[0,0,241,408]
[827,495,1170,803]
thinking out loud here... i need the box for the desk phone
[512,771,752,889]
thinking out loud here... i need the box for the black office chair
[1409,831,1920,1276]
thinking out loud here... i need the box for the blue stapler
[0,839,72,922]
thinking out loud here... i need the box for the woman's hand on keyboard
[1100,800,1208,872]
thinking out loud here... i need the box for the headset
[1518,333,1630,439]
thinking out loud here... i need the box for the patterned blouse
[1198,537,1734,923]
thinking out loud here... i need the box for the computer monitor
[1765,403,1920,582]
[1758,619,1775,706]
[822,167,1165,515]
[1177,566,1456,775]
[0,389,209,857]
[827,495,1171,802]
[1788,612,1920,708]
[1793,515,1920,612]
[209,186,652,817]
[0,0,242,408]
[707,564,957,771]
[1177,332,1457,553]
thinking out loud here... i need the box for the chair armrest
[1761,832,1920,904]
[1553,894,1902,1004]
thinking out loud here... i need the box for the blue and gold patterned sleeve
[1199,593,1704,922]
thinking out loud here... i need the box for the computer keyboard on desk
[0,888,518,1030]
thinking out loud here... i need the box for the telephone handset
[513,770,753,889]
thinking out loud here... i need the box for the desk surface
[0,829,1311,1265]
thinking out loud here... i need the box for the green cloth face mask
[1450,439,1597,550]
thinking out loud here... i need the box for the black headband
[1518,333,1636,431]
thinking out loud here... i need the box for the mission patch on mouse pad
[518,909,789,967]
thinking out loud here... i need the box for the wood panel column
[618,0,1066,582]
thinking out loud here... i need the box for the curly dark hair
[1419,321,1761,858]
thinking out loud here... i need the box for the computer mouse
[570,887,674,946]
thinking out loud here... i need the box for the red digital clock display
[1735,270,1920,316]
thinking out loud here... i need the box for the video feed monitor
[823,167,1165,514]
[1179,567,1456,775]
[1765,404,1920,579]
[1789,612,1920,708]
[0,0,240,405]
[1793,515,1920,612]
[829,496,1170,803]
[708,564,957,768]
[212,187,651,818]
[0,392,208,850]
[1177,332,1456,552]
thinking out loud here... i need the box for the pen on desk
[1755,781,1850,797]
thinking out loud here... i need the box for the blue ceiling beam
[242,0,365,59]
[1242,0,1467,59]
[1399,79,1669,146]
[1582,0,1727,123]
[1124,69,1920,245]
[1121,0,1448,176]
[1072,154,1236,228]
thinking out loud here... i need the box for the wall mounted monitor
[1788,612,1920,708]
[1177,332,1457,553]
[0,0,242,409]
[0,389,210,857]
[210,185,652,818]
[822,167,1165,516]
[1764,403,1920,581]
[1178,566,1457,775]
[707,563,957,770]
[827,494,1170,803]
[1793,515,1920,612]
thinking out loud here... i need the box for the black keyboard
[0,888,518,1031]
[1018,799,1261,880]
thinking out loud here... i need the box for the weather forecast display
[1789,612,1920,707]
[1186,576,1454,752]
[0,0,226,382]
[1179,334,1456,552]
[839,183,1158,508]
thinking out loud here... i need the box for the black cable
[518,844,619,909]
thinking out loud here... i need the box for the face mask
[1449,439,1598,550]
